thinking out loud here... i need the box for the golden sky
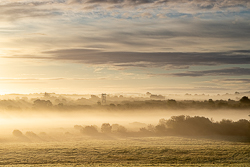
[0,0,250,95]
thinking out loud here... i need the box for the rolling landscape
[1,0,250,166]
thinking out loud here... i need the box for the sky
[0,0,250,95]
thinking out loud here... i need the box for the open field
[0,136,249,166]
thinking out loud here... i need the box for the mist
[0,92,249,141]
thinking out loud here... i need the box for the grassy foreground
[0,136,249,166]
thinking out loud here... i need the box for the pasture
[0,135,249,166]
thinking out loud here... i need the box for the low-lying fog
[0,109,249,137]
[0,93,249,141]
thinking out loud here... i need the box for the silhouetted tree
[208,99,214,104]
[12,130,23,137]
[112,124,127,134]
[240,96,250,104]
[150,94,165,100]
[34,99,52,108]
[74,125,83,130]
[101,123,112,133]
[156,115,250,137]
[80,125,98,135]
[155,124,168,134]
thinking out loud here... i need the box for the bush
[13,130,23,137]
[101,123,112,133]
[80,125,99,135]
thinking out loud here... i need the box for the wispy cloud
[8,50,250,68]
[222,78,250,83]
[0,77,106,81]
[0,1,60,21]
[68,0,250,9]
[1,0,249,22]
[142,86,230,92]
[150,67,250,77]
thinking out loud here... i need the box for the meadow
[0,135,249,166]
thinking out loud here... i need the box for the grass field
[0,135,249,166]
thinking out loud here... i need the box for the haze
[0,92,249,137]
[0,0,250,166]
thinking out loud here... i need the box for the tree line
[74,115,250,140]
[1,96,250,111]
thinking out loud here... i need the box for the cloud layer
[0,0,249,22]
[1,0,250,94]
[151,67,250,77]
[69,0,250,9]
[10,49,250,69]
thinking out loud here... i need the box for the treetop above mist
[0,92,250,111]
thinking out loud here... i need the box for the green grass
[0,136,249,166]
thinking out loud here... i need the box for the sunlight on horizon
[0,0,250,165]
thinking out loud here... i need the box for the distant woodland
[0,92,250,111]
